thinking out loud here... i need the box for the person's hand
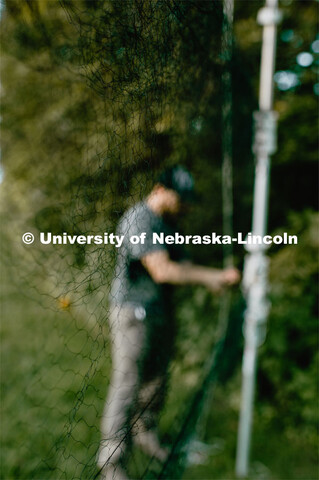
[204,267,240,293]
[222,267,241,286]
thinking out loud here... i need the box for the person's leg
[132,374,169,462]
[131,313,175,461]
[98,305,146,476]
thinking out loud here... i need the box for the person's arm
[141,250,240,292]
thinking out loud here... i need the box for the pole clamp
[252,110,278,156]
[257,6,282,26]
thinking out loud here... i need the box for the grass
[1,285,109,480]
[1,283,317,480]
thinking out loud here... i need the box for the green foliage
[259,211,318,444]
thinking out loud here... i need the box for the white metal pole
[235,0,281,477]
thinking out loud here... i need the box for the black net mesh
[1,1,244,479]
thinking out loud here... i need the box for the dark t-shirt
[110,201,181,315]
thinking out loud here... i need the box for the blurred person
[98,166,240,480]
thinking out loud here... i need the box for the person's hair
[157,165,194,201]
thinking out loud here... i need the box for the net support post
[235,0,281,477]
